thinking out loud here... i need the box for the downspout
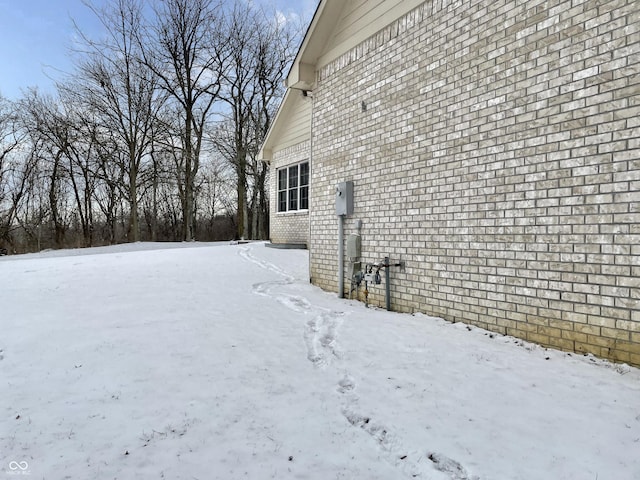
[308,92,314,283]
[338,215,344,298]
[385,256,391,311]
[287,87,314,282]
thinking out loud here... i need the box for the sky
[0,0,318,101]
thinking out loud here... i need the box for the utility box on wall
[346,234,361,259]
[336,181,354,216]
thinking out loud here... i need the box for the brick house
[260,0,640,365]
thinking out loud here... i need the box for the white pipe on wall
[338,215,344,298]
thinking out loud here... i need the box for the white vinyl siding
[275,98,312,149]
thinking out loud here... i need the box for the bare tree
[92,129,124,244]
[10,147,49,251]
[0,95,23,244]
[0,95,20,177]
[196,154,235,224]
[19,89,99,247]
[0,153,37,250]
[72,0,165,242]
[215,1,296,239]
[17,91,66,248]
[142,0,225,241]
[1,0,304,251]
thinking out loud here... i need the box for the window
[277,161,309,212]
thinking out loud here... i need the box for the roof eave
[286,62,316,91]
[286,0,344,91]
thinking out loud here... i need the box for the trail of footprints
[241,247,344,369]
[304,311,344,368]
[240,246,478,479]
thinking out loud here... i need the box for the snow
[1,242,639,479]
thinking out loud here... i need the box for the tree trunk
[183,113,194,241]
[151,160,158,242]
[251,185,258,240]
[236,165,246,239]
[129,162,140,242]
[49,154,65,247]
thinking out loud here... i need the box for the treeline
[0,0,300,253]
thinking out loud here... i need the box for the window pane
[288,165,298,188]
[289,188,298,210]
[300,162,309,186]
[278,169,287,191]
[278,191,287,212]
[300,186,309,210]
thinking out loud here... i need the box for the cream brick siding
[309,0,640,364]
[270,141,311,246]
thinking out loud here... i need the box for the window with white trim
[277,161,309,212]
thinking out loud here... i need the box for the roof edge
[287,0,345,90]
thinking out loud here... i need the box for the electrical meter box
[346,234,361,259]
[336,181,354,216]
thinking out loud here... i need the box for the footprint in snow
[342,407,480,479]
[238,246,293,281]
[428,452,479,480]
[304,311,343,368]
[241,244,345,369]
[252,280,289,297]
[278,294,312,313]
[342,408,428,478]
[337,374,356,394]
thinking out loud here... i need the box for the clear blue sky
[0,0,317,100]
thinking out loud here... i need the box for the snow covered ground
[1,242,639,480]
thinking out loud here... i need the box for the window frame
[277,161,309,213]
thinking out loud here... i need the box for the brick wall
[270,141,311,246]
[309,0,640,364]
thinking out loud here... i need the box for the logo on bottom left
[7,461,31,476]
